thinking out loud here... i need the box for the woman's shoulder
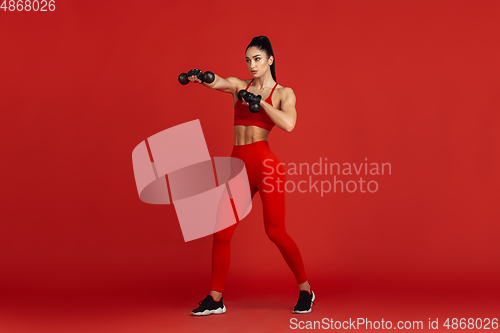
[275,82,293,90]
[275,84,295,98]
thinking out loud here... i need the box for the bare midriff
[234,125,270,145]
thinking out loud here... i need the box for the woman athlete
[187,36,314,316]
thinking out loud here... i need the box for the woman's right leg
[210,186,258,299]
[210,145,258,299]
[192,224,240,316]
[210,219,239,300]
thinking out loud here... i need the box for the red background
[1,0,499,332]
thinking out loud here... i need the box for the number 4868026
[1,0,56,11]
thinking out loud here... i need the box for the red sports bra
[234,79,278,131]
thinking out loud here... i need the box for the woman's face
[246,46,273,78]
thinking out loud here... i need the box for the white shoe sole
[191,305,226,316]
[292,291,315,314]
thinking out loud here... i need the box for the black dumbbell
[178,69,215,85]
[237,90,262,113]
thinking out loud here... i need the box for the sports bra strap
[270,82,278,95]
[245,79,254,90]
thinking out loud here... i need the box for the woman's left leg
[257,149,315,313]
[258,151,308,285]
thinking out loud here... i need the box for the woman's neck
[251,74,275,91]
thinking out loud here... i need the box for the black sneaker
[292,289,315,314]
[190,295,226,316]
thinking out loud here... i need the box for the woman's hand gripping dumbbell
[178,69,215,85]
[237,89,262,113]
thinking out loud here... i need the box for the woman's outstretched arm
[189,73,242,94]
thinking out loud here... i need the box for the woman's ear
[268,55,274,66]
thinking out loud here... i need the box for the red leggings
[210,140,307,292]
